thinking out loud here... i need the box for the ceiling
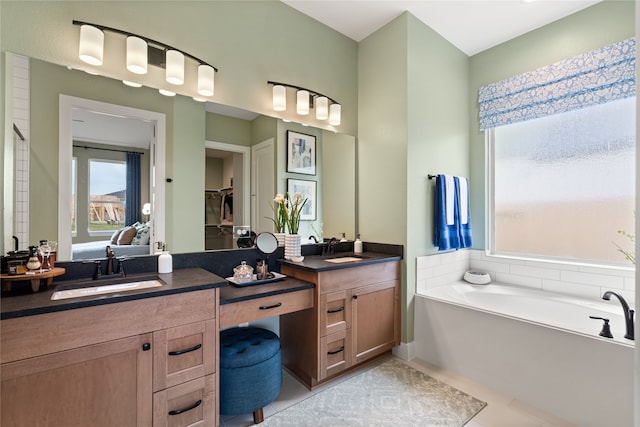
[281,0,602,56]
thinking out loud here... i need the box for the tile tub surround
[416,249,635,302]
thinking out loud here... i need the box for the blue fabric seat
[219,327,282,424]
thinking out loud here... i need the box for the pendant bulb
[78,24,104,66]
[126,36,148,74]
[273,85,287,111]
[166,50,184,85]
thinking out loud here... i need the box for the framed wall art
[287,130,316,175]
[287,178,317,221]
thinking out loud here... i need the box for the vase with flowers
[284,191,308,260]
[269,193,288,246]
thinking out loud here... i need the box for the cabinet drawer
[320,290,351,337]
[319,261,400,294]
[153,320,215,391]
[220,288,313,329]
[153,374,216,427]
[319,329,351,381]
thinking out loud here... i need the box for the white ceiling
[281,0,602,56]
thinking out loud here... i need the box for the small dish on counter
[290,256,304,262]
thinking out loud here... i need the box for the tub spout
[602,291,634,340]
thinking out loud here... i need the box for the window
[88,159,126,233]
[489,97,635,266]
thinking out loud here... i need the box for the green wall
[0,1,358,135]
[469,0,635,248]
[358,13,470,342]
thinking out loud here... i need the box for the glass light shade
[79,25,104,66]
[273,85,286,111]
[316,96,329,120]
[197,65,215,96]
[165,50,184,85]
[126,36,147,74]
[122,80,142,88]
[193,96,207,102]
[329,103,342,126]
[159,89,176,97]
[297,90,310,115]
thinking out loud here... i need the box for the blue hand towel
[434,175,460,250]
[434,175,472,251]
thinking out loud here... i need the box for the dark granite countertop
[220,276,315,305]
[279,251,402,272]
[1,267,226,320]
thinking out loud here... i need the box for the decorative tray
[226,271,286,287]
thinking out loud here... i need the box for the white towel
[444,175,455,225]
[458,177,468,225]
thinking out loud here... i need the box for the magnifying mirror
[255,232,278,255]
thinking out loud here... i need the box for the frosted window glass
[492,97,635,265]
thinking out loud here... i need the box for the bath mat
[260,357,486,426]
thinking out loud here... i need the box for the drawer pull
[327,346,345,355]
[259,302,282,310]
[168,399,202,416]
[168,343,202,356]
[327,307,345,314]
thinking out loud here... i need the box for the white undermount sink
[51,279,163,301]
[324,257,364,264]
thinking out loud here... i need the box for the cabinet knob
[352,294,358,300]
[142,343,151,351]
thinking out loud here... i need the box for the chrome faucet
[602,291,634,340]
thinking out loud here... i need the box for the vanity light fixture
[73,20,218,99]
[267,81,341,126]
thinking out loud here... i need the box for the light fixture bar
[267,81,338,105]
[72,20,218,72]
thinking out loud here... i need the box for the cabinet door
[153,320,215,391]
[319,289,351,336]
[1,334,153,427]
[352,280,400,364]
[153,374,216,427]
[319,329,352,380]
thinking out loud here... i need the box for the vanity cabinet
[280,260,400,389]
[1,288,218,427]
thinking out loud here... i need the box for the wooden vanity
[279,254,401,389]
[1,268,223,427]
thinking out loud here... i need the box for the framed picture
[287,130,316,175]
[287,178,317,221]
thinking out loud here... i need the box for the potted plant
[269,193,288,246]
[284,192,307,260]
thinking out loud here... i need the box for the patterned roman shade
[479,38,635,130]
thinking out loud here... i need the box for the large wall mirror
[3,55,356,261]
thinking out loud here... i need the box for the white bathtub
[415,282,634,427]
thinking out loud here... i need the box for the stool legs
[253,408,264,424]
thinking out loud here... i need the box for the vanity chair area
[0,240,403,426]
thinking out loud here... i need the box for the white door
[251,138,275,233]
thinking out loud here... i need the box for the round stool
[219,327,282,424]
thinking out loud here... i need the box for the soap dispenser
[158,243,173,274]
[354,234,363,254]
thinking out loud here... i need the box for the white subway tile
[542,279,602,299]
[560,270,624,289]
[495,272,542,289]
[417,255,441,269]
[510,264,561,280]
[470,259,511,274]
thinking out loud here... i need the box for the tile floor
[220,356,576,427]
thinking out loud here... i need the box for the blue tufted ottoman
[219,327,282,424]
